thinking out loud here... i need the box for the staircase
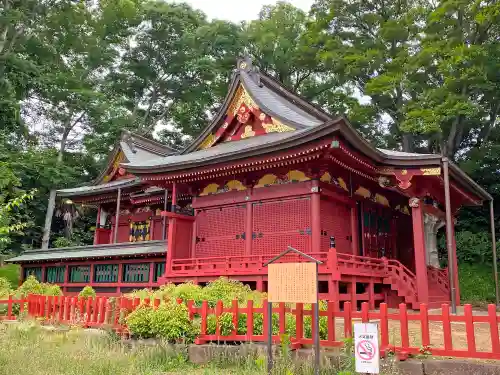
[383,259,419,309]
[427,266,450,307]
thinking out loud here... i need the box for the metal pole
[113,188,121,244]
[267,301,273,374]
[490,200,499,306]
[442,158,457,314]
[162,188,168,240]
[314,262,320,375]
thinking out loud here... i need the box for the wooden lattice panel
[362,201,396,259]
[320,199,352,253]
[195,205,246,258]
[46,266,65,283]
[252,198,311,256]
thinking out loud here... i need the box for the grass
[0,263,20,288]
[0,321,401,375]
[458,263,496,306]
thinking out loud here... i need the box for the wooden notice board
[267,262,317,303]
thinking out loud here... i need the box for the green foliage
[126,305,154,338]
[459,263,496,305]
[78,286,96,299]
[0,277,12,297]
[150,301,198,343]
[16,275,43,297]
[206,312,234,336]
[0,264,20,288]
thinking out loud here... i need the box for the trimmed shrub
[126,305,154,338]
[78,286,96,299]
[16,275,43,297]
[206,312,234,336]
[150,301,198,343]
[0,277,12,297]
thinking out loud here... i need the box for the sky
[171,0,315,22]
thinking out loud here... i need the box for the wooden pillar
[165,182,177,279]
[351,204,359,255]
[148,262,155,287]
[191,210,197,258]
[350,278,357,310]
[41,265,46,283]
[257,277,264,292]
[89,264,95,284]
[113,188,121,244]
[94,205,101,245]
[410,197,429,304]
[245,200,253,256]
[117,264,123,294]
[368,281,375,310]
[450,220,460,305]
[162,189,168,240]
[19,265,24,286]
[311,181,321,252]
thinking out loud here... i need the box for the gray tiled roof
[56,177,141,197]
[240,72,322,129]
[124,130,306,169]
[377,148,437,159]
[6,241,166,263]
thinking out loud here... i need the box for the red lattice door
[194,205,246,259]
[362,202,396,259]
[252,197,311,258]
[320,199,352,253]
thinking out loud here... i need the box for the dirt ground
[331,306,498,352]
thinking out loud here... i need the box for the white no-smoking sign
[354,323,380,374]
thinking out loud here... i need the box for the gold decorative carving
[228,85,258,116]
[225,180,246,191]
[259,113,266,121]
[239,61,247,70]
[374,193,390,207]
[240,125,255,139]
[254,174,278,188]
[401,169,408,175]
[354,186,371,199]
[421,167,441,176]
[409,197,420,208]
[198,133,216,150]
[320,172,332,183]
[337,177,348,191]
[262,118,295,133]
[200,183,219,196]
[286,170,310,182]
[395,205,410,215]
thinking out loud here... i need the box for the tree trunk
[402,133,413,152]
[40,125,71,249]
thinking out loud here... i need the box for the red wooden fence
[2,295,500,361]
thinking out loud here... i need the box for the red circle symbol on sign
[356,340,376,360]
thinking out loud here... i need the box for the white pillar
[424,213,444,268]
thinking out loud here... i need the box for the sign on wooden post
[268,262,317,304]
[354,323,380,374]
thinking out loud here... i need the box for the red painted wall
[195,205,246,258]
[252,197,311,255]
[174,219,193,259]
[320,198,352,253]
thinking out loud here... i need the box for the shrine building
[7,57,492,310]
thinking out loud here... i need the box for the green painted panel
[93,264,119,283]
[69,266,90,283]
[154,262,165,282]
[23,267,42,281]
[123,263,150,283]
[46,266,65,283]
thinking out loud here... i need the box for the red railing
[428,266,450,295]
[15,294,500,361]
[0,296,27,320]
[171,252,331,276]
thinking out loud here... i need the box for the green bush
[206,312,234,336]
[78,286,96,298]
[150,301,198,343]
[452,231,495,264]
[126,305,154,338]
[0,277,12,297]
[15,275,43,297]
[41,283,62,296]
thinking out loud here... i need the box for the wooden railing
[428,266,450,295]
[19,294,500,361]
[170,252,332,276]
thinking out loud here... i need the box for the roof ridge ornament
[237,54,262,87]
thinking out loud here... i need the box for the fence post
[380,303,389,354]
[85,297,92,327]
[153,298,160,309]
[489,304,500,353]
[100,297,108,324]
[7,295,12,319]
[464,304,477,355]
[344,301,352,338]
[420,304,430,348]
[58,296,65,322]
[187,300,195,320]
[246,300,254,340]
[41,295,47,319]
[295,303,304,344]
[278,302,286,336]
[361,302,369,323]
[441,304,452,352]
[194,300,208,345]
[263,299,270,340]
[327,301,336,344]
[398,303,410,360]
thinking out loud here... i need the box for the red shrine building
[8,57,491,309]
